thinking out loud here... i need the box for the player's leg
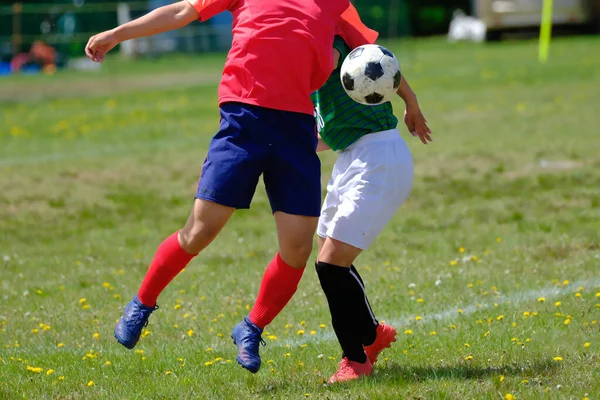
[316,130,414,383]
[115,102,267,349]
[232,108,321,373]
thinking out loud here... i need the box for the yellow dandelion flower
[105,361,111,366]
[404,329,413,335]
[512,322,517,327]
[484,330,491,337]
[497,315,504,321]
[114,294,121,299]
[93,332,100,339]
[135,350,144,355]
[553,356,563,361]
[82,305,90,310]
[310,330,316,335]
[204,361,213,366]
[57,343,64,348]
[459,247,465,253]
[174,304,182,310]
[46,369,54,375]
[297,330,305,335]
[523,311,531,317]
[499,375,505,382]
[267,335,277,340]
[429,331,437,335]
[457,309,463,314]
[87,381,94,387]
[36,289,43,295]
[300,320,306,326]
[532,311,538,316]
[183,313,190,319]
[79,298,86,304]
[464,343,470,348]
[464,355,473,361]
[319,324,326,328]
[449,260,458,266]
[141,329,150,339]
[58,376,64,381]
[186,329,194,337]
[521,379,529,384]
[165,371,172,375]
[450,324,457,329]
[467,283,474,288]
[285,323,292,329]
[415,315,422,321]
[563,280,569,285]
[205,347,212,352]
[102,282,111,288]
[214,357,222,362]
[505,394,515,400]
[575,292,582,298]
[584,342,590,348]
[297,361,305,367]
[267,359,274,364]
[595,292,600,298]
[300,344,307,348]
[555,301,561,307]
[417,298,424,303]
[496,237,502,243]
[564,319,571,325]
[284,353,291,357]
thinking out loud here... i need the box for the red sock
[137,232,196,307]
[249,253,305,329]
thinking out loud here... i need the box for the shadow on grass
[370,359,559,384]
[255,359,559,395]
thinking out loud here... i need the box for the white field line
[264,277,600,349]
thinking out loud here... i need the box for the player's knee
[280,241,313,269]
[179,224,219,254]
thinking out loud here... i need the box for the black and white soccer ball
[340,44,402,106]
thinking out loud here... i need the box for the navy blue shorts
[196,102,321,217]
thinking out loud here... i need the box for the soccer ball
[340,44,402,106]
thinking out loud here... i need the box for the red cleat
[364,323,397,364]
[328,357,373,384]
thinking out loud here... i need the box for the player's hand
[404,102,432,145]
[85,30,119,62]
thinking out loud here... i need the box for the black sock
[316,261,369,363]
[350,265,378,346]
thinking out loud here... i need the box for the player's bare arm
[396,77,432,145]
[316,134,331,152]
[85,1,198,62]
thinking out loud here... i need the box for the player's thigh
[196,103,269,210]
[274,211,318,269]
[262,111,321,218]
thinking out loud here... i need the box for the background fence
[0,0,475,63]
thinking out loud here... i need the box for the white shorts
[317,129,414,250]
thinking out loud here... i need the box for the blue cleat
[114,295,158,349]
[231,316,265,373]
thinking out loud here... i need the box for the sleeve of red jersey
[186,0,233,22]
[335,3,379,49]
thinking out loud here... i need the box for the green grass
[1,36,600,399]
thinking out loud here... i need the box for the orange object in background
[10,40,57,74]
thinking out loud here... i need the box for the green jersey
[311,36,398,151]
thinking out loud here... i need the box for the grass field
[1,36,600,399]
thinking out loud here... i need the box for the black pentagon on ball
[378,46,394,58]
[364,61,384,81]
[365,92,384,104]
[342,72,355,91]
[348,47,364,60]
[393,70,402,89]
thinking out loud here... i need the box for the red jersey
[187,0,349,115]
